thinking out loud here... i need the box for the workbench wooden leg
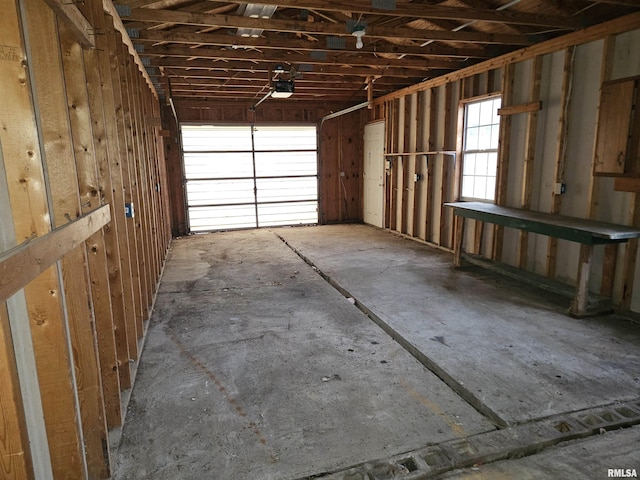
[570,244,594,317]
[454,214,464,268]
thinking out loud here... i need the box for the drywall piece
[612,28,640,80]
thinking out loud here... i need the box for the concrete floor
[113,224,640,479]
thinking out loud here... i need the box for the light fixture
[272,80,294,98]
[273,64,286,74]
[352,28,365,49]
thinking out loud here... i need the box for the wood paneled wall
[163,101,365,235]
[371,12,640,314]
[0,0,171,478]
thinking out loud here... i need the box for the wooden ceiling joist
[122,8,535,45]
[132,29,498,58]
[140,45,464,69]
[113,0,640,105]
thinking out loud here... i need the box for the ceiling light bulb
[352,29,365,49]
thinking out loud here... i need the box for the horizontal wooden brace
[385,151,457,156]
[0,204,111,302]
[498,101,542,116]
[43,0,95,48]
[614,177,640,193]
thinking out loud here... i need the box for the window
[461,96,501,202]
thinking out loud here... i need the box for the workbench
[445,201,640,317]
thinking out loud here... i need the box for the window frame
[458,93,502,203]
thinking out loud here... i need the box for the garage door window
[182,124,318,232]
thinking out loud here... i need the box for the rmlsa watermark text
[608,469,637,478]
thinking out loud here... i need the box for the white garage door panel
[186,180,255,206]
[188,205,257,231]
[184,152,254,178]
[182,124,318,232]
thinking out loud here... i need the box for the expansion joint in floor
[275,233,507,429]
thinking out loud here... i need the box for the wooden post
[589,36,621,298]
[546,47,575,278]
[570,244,594,317]
[493,63,515,261]
[518,56,543,269]
[0,0,85,476]
[453,214,465,268]
[426,89,438,242]
[414,90,428,240]
[406,93,417,237]
[440,82,456,248]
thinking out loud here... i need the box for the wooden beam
[141,45,462,70]
[497,100,542,116]
[133,29,495,58]
[491,64,515,261]
[546,47,575,279]
[0,206,111,303]
[426,89,438,242]
[587,36,616,297]
[518,56,543,269]
[375,11,640,104]
[123,8,533,45]
[152,57,433,78]
[42,0,94,48]
[614,177,640,193]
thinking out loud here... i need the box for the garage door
[182,124,318,232]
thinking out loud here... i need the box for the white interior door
[363,121,385,227]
